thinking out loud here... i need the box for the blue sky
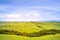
[0,0,60,21]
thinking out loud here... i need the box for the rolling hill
[0,22,60,40]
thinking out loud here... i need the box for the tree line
[0,29,60,37]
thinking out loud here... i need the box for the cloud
[1,13,40,21]
[0,8,59,21]
[0,5,60,21]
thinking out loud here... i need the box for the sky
[0,0,60,21]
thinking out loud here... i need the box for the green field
[0,22,60,40]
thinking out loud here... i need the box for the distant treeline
[0,29,60,37]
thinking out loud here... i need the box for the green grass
[0,34,60,40]
[0,22,60,40]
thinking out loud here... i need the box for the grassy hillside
[0,22,60,40]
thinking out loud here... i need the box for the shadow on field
[0,29,60,37]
